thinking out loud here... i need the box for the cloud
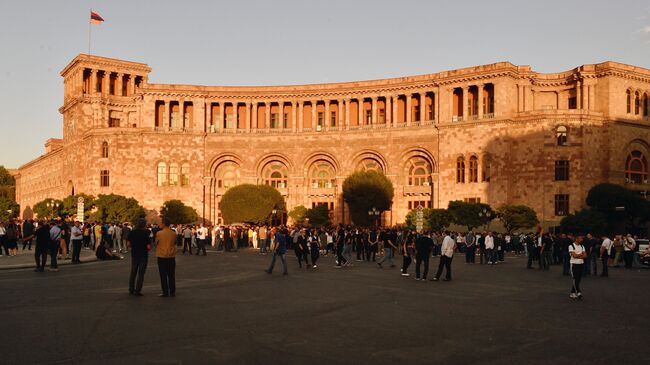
[639,26,650,34]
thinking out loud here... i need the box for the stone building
[14,54,650,228]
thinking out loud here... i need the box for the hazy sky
[1,0,649,168]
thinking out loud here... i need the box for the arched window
[469,156,478,183]
[169,163,179,186]
[626,90,631,114]
[216,161,240,189]
[643,93,649,117]
[456,156,465,183]
[635,91,640,115]
[101,141,109,158]
[626,150,648,184]
[181,163,190,187]
[482,155,492,182]
[262,162,288,188]
[556,126,568,146]
[357,158,383,173]
[407,157,433,186]
[157,162,167,187]
[310,162,336,188]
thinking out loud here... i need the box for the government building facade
[14,54,650,228]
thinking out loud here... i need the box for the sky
[1,0,649,169]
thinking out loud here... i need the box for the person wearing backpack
[568,236,587,300]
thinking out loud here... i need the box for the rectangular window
[463,197,481,204]
[568,97,577,109]
[283,113,289,128]
[100,170,110,187]
[225,114,235,129]
[108,118,120,127]
[555,160,570,181]
[330,111,337,127]
[427,105,434,120]
[317,112,324,127]
[408,201,431,210]
[555,194,569,216]
[270,113,278,128]
[365,110,372,124]
[378,109,385,123]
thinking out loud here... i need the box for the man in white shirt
[568,236,587,299]
[484,232,495,265]
[432,232,455,281]
[623,234,636,268]
[196,224,208,256]
[599,236,613,277]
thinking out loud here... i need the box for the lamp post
[368,207,381,227]
[46,201,59,220]
[271,209,277,226]
[478,208,492,231]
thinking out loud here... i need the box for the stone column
[344,99,350,130]
[392,95,399,127]
[206,101,212,132]
[218,102,224,132]
[465,86,471,119]
[385,95,392,127]
[298,101,304,132]
[128,75,135,96]
[371,96,377,126]
[324,100,331,131]
[478,84,484,119]
[251,102,258,130]
[581,81,588,110]
[357,98,363,126]
[292,101,297,132]
[265,102,271,130]
[311,100,318,129]
[163,100,170,130]
[588,83,595,111]
[576,81,582,110]
[179,100,185,130]
[279,101,284,131]
[116,73,123,96]
[419,92,426,123]
[406,94,412,125]
[101,72,109,95]
[337,99,343,129]
[245,102,251,131]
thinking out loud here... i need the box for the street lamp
[46,201,59,219]
[270,209,277,226]
[368,207,381,227]
[478,208,492,230]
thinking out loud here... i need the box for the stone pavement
[1,250,648,365]
[0,245,97,270]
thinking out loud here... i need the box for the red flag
[90,11,104,24]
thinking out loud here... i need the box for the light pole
[368,207,381,227]
[478,208,492,231]
[271,209,277,226]
[46,201,59,220]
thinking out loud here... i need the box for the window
[568,97,577,110]
[100,170,110,187]
[556,126,568,146]
[310,162,335,188]
[283,113,289,129]
[365,110,372,124]
[330,111,337,127]
[357,158,383,173]
[463,197,481,203]
[317,112,324,127]
[408,201,431,210]
[225,113,235,129]
[413,106,420,122]
[456,156,465,183]
[407,157,433,186]
[157,162,167,187]
[626,150,648,184]
[627,90,632,114]
[109,118,120,127]
[378,109,385,124]
[171,106,180,129]
[262,162,288,188]
[555,160,570,181]
[101,141,109,158]
[270,113,278,129]
[169,163,179,186]
[469,156,478,183]
[482,155,491,182]
[635,92,640,115]
[181,163,190,187]
[643,94,649,117]
[427,105,434,120]
[216,161,239,189]
[555,194,569,216]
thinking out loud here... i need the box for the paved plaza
[1,250,648,365]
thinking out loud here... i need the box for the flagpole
[88,9,92,56]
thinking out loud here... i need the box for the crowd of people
[2,218,650,300]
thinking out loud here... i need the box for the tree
[404,208,451,232]
[0,196,19,221]
[342,170,394,226]
[160,200,199,225]
[305,205,331,227]
[94,194,146,224]
[560,209,607,235]
[61,194,95,219]
[0,166,15,201]
[585,183,650,232]
[496,204,539,234]
[288,205,308,225]
[219,184,285,225]
[33,198,64,219]
[447,201,494,231]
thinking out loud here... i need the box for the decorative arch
[180,161,190,187]
[255,153,294,177]
[399,147,437,173]
[556,125,568,146]
[626,89,632,113]
[468,155,479,183]
[456,155,465,183]
[260,161,289,188]
[214,160,241,189]
[101,141,109,158]
[157,161,167,186]
[308,160,336,188]
[351,150,388,173]
[302,151,341,174]
[207,153,244,177]
[626,150,648,184]
[643,92,649,117]
[635,91,641,115]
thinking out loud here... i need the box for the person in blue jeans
[265,228,287,275]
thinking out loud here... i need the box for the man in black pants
[34,221,50,272]
[127,219,151,296]
[22,219,35,250]
[156,218,177,297]
[415,232,433,280]
[433,232,455,281]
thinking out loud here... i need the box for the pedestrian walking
[600,235,613,277]
[70,221,83,263]
[265,228,288,275]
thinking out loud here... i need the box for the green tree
[219,184,285,224]
[94,194,146,224]
[61,194,95,219]
[496,204,539,234]
[160,199,199,225]
[342,170,394,226]
[0,196,19,221]
[560,209,607,235]
[585,183,650,232]
[33,198,64,219]
[305,205,331,227]
[447,201,494,231]
[288,205,308,225]
[0,166,15,186]
[428,209,453,232]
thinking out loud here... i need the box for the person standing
[309,230,320,268]
[127,219,151,296]
[181,225,192,255]
[48,221,63,271]
[540,233,553,270]
[433,231,455,281]
[377,229,396,268]
[478,232,486,264]
[155,218,177,297]
[569,236,587,299]
[465,230,476,264]
[401,231,415,277]
[196,224,208,256]
[34,221,50,272]
[258,225,267,254]
[415,232,433,280]
[600,235,613,278]
[70,221,83,264]
[265,228,288,275]
[623,234,636,268]
[22,219,35,251]
[484,232,495,265]
[295,229,309,269]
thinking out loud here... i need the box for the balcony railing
[403,185,433,195]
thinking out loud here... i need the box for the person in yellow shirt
[155,218,177,297]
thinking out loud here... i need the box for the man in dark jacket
[415,232,434,280]
[34,221,50,272]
